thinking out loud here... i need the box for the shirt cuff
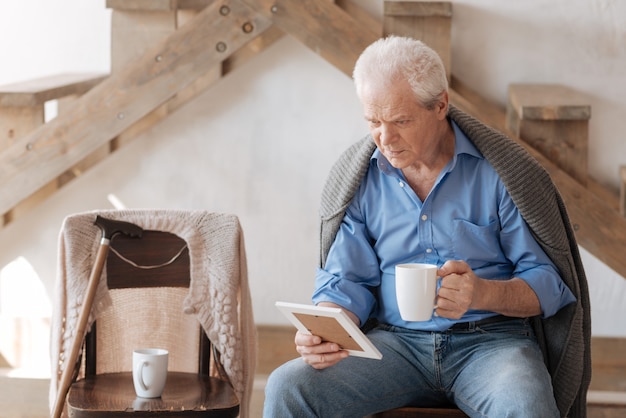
[517,266,576,318]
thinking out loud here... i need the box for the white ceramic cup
[132,348,168,398]
[395,263,438,321]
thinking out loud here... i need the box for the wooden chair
[373,406,468,417]
[65,229,239,417]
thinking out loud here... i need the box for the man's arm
[435,260,541,319]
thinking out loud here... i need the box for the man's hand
[435,260,479,319]
[294,302,357,369]
[294,331,349,369]
[435,260,542,319]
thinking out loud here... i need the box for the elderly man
[264,36,589,418]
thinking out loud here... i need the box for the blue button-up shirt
[313,121,576,331]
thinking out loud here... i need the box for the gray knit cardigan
[318,104,591,417]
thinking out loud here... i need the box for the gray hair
[353,36,448,110]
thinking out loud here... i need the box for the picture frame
[275,301,383,360]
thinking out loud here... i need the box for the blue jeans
[263,319,560,418]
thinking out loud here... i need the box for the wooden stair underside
[0,0,625,281]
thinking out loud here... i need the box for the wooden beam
[177,0,215,10]
[0,0,273,216]
[241,0,379,76]
[621,166,626,218]
[0,106,43,150]
[385,1,452,17]
[449,84,626,279]
[222,26,285,76]
[110,10,178,73]
[335,0,382,37]
[117,14,284,143]
[112,0,370,162]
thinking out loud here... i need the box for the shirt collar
[371,119,483,175]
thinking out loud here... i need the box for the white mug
[132,348,168,398]
[395,263,438,321]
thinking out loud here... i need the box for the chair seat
[374,406,468,417]
[67,372,239,417]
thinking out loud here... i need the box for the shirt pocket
[451,218,504,270]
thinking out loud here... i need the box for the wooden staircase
[0,73,108,224]
[1,0,625,282]
[0,1,625,415]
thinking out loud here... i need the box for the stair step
[507,83,591,121]
[0,73,106,107]
[106,0,211,11]
[506,83,591,185]
[589,390,626,406]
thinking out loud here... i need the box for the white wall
[0,0,110,85]
[1,0,625,372]
[451,0,626,192]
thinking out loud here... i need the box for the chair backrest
[83,230,211,377]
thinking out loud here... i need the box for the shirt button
[398,181,405,188]
[421,215,428,221]
[426,248,433,253]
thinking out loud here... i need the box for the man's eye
[396,120,409,126]
[368,121,381,127]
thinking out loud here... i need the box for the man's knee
[264,359,327,417]
[265,360,303,398]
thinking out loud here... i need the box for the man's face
[360,79,448,170]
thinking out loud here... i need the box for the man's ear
[436,91,449,119]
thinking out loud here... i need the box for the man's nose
[379,124,396,144]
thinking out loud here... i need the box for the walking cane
[52,215,143,418]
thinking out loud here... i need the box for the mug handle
[134,360,150,391]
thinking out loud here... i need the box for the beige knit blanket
[49,209,256,417]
